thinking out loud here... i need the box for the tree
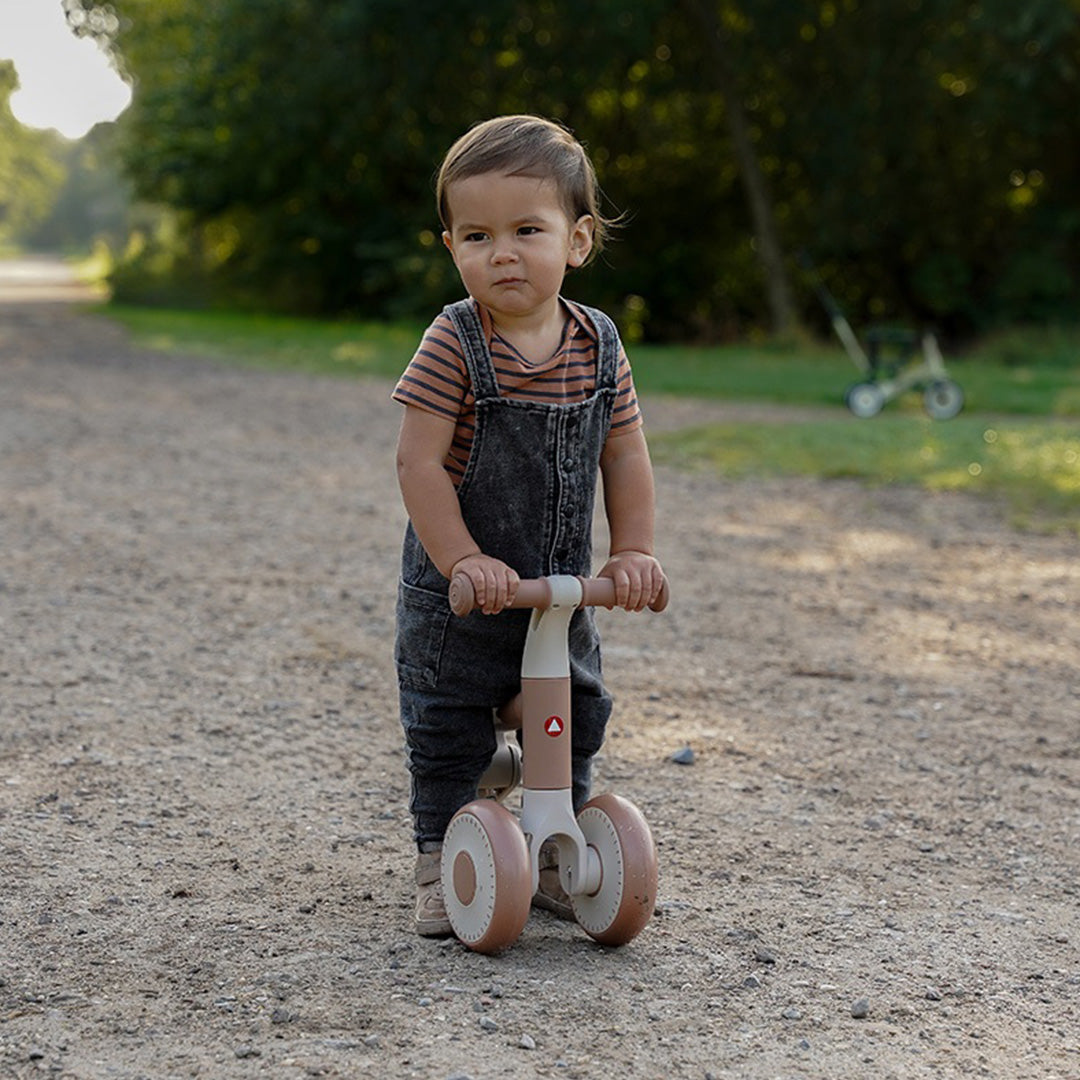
[683,0,798,335]
[62,0,1080,337]
[0,61,65,245]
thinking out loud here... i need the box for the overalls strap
[570,302,621,391]
[443,300,500,402]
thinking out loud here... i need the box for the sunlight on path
[0,256,103,303]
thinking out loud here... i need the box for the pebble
[781,1007,802,1020]
[234,1045,261,1059]
[478,1016,498,1033]
[518,1034,536,1050]
[754,947,777,965]
[925,987,943,1001]
[669,746,695,765]
[850,997,870,1019]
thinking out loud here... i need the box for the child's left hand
[599,550,665,612]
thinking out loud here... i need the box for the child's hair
[436,115,613,263]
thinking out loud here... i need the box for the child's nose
[491,240,518,264]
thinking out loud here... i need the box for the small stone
[418,996,433,1007]
[235,1045,261,1059]
[754,947,777,965]
[669,746,695,766]
[851,997,870,1019]
[478,1016,498,1033]
[925,987,943,1001]
[782,1007,802,1020]
[518,1034,536,1050]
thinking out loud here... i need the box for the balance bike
[441,573,668,954]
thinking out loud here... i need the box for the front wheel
[845,381,885,418]
[442,801,531,954]
[572,794,658,946]
[923,379,964,420]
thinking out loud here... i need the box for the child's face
[442,172,593,324]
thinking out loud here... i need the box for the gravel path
[1,262,1078,1079]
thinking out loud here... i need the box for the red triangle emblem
[544,716,564,737]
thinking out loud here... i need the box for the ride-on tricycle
[440,573,667,954]
[802,255,964,419]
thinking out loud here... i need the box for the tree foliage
[64,0,1080,340]
[0,61,65,245]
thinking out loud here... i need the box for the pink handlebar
[449,574,670,617]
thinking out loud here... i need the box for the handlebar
[449,573,669,618]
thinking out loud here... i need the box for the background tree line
[43,0,1080,341]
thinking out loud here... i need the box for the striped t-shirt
[392,299,643,485]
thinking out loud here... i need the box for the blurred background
[3,0,1078,345]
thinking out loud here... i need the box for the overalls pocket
[395,580,452,690]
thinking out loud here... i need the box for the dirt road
[2,262,1078,1078]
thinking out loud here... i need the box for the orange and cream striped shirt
[392,299,642,485]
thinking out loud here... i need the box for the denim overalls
[395,298,621,849]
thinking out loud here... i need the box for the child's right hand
[449,554,520,615]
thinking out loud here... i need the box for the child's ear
[442,230,462,269]
[566,215,594,269]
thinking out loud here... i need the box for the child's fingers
[468,561,518,614]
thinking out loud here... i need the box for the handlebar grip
[449,574,669,616]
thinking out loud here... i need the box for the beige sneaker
[531,840,574,921]
[414,850,453,937]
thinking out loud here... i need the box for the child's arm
[598,427,665,611]
[395,405,519,613]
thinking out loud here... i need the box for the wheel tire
[845,381,885,418]
[572,794,658,946]
[441,801,531,954]
[923,379,964,420]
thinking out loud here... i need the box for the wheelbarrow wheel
[845,382,885,418]
[923,379,964,420]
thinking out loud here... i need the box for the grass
[651,416,1080,533]
[94,303,1080,533]
[99,304,423,380]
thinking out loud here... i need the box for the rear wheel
[572,794,658,946]
[442,801,530,954]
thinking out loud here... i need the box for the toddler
[392,115,664,936]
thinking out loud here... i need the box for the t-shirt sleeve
[391,314,469,421]
[610,345,643,434]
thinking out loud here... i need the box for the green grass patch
[93,304,1079,531]
[652,415,1080,534]
[630,336,1080,416]
[98,303,1080,415]
[98,304,423,380]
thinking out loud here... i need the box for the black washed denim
[395,298,621,848]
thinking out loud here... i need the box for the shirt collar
[470,297,598,346]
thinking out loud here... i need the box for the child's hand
[450,554,520,615]
[599,550,665,612]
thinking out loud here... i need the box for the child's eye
[461,231,489,243]
[517,226,541,236]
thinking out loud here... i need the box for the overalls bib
[395,298,621,847]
